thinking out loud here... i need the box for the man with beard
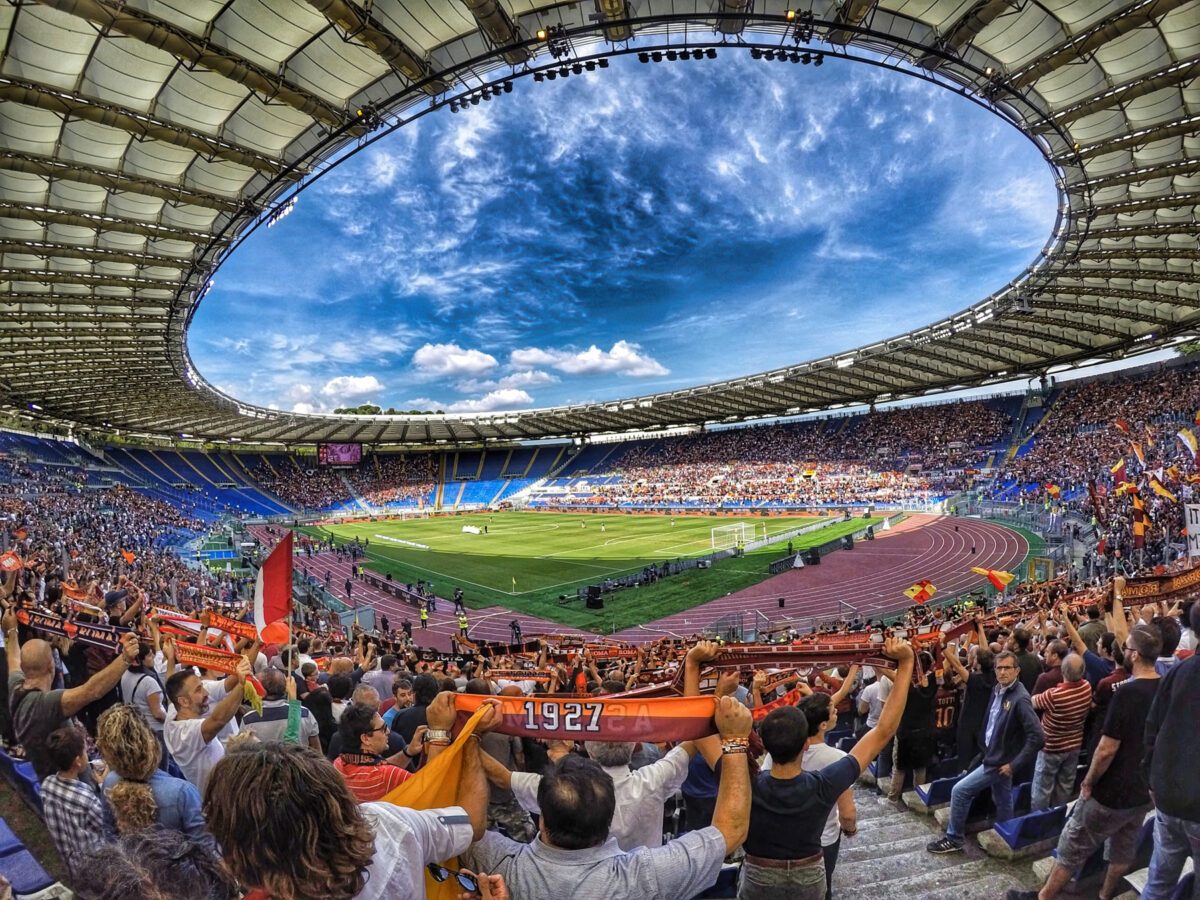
[164,656,252,794]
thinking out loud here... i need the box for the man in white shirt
[857,675,891,731]
[481,738,696,851]
[163,656,251,795]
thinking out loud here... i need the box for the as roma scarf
[454,693,717,742]
[17,609,128,651]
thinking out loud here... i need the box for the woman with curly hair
[204,735,489,900]
[95,704,215,850]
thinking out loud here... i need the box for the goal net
[398,507,432,521]
[711,523,755,551]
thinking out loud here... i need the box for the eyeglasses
[369,723,389,734]
[427,864,478,892]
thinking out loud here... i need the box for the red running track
[610,514,1027,639]
[249,515,1026,650]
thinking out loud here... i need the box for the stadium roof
[0,0,1197,445]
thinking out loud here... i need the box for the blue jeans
[1031,749,1078,811]
[1142,810,1200,900]
[946,764,1013,840]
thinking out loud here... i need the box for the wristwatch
[423,728,453,743]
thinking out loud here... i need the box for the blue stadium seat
[0,746,14,782]
[994,805,1069,851]
[0,817,22,856]
[12,761,42,813]
[835,734,859,752]
[916,773,965,807]
[0,848,54,895]
[1011,781,1032,816]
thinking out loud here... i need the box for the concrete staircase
[831,785,1042,900]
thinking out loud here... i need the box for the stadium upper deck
[0,2,1197,444]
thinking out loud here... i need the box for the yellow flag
[381,708,487,899]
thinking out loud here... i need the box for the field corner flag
[255,532,293,642]
[511,575,517,593]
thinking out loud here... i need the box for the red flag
[1114,419,1131,435]
[1110,458,1126,484]
[0,551,21,574]
[120,549,136,565]
[254,532,293,639]
[1044,483,1061,498]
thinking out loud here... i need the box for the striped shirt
[334,755,412,803]
[1032,679,1092,753]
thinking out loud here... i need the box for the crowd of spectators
[250,456,351,511]
[553,400,1008,508]
[2,472,1200,900]
[349,453,437,507]
[995,362,1200,570]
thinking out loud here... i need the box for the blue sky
[189,51,1057,415]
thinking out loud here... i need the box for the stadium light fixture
[706,48,717,59]
[750,47,762,59]
[638,51,650,63]
[503,81,513,93]
[836,356,855,368]
[598,57,610,67]
[786,9,797,21]
[534,71,545,81]
[666,49,678,61]
[814,53,824,66]
[536,28,548,41]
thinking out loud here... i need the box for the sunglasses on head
[427,863,479,892]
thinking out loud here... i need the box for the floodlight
[585,59,596,70]
[764,49,775,60]
[598,57,609,67]
[572,62,583,74]
[638,51,650,63]
[534,71,545,81]
[706,48,717,58]
[503,81,513,92]
[786,9,796,21]
[692,49,703,59]
[651,50,663,62]
[814,53,823,66]
[801,52,811,64]
[666,50,677,60]
[536,28,548,41]
[750,47,762,59]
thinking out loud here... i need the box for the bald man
[4,608,139,779]
[1031,653,1092,811]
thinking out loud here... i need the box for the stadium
[0,2,1198,899]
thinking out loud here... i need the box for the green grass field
[303,511,884,632]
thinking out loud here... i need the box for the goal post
[711,522,754,551]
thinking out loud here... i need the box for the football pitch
[303,511,884,631]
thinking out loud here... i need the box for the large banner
[1187,504,1200,559]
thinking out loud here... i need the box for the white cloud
[457,369,558,392]
[412,342,498,377]
[320,374,384,400]
[446,389,534,413]
[510,341,668,377]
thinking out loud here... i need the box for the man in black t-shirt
[741,638,915,900]
[1005,624,1161,900]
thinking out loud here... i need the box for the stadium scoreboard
[317,443,362,466]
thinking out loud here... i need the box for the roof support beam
[1083,190,1200,218]
[1031,298,1179,326]
[0,77,289,177]
[827,1,879,45]
[1010,0,1194,89]
[1075,248,1200,261]
[1058,113,1200,162]
[715,0,751,36]
[981,321,1095,353]
[1084,158,1200,192]
[0,269,186,291]
[0,202,221,244]
[0,151,242,214]
[1044,59,1200,128]
[1052,266,1200,284]
[1082,223,1200,241]
[32,0,348,128]
[304,0,450,92]
[1046,283,1200,310]
[0,292,175,309]
[0,240,190,269]
[916,0,1017,69]
[461,0,532,64]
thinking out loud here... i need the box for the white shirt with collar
[511,745,691,851]
[356,803,473,900]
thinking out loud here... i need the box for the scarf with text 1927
[453,693,718,742]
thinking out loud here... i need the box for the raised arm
[61,632,139,718]
[830,665,860,709]
[200,658,251,745]
[709,695,753,855]
[942,641,969,685]
[849,638,914,773]
[1057,604,1087,656]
